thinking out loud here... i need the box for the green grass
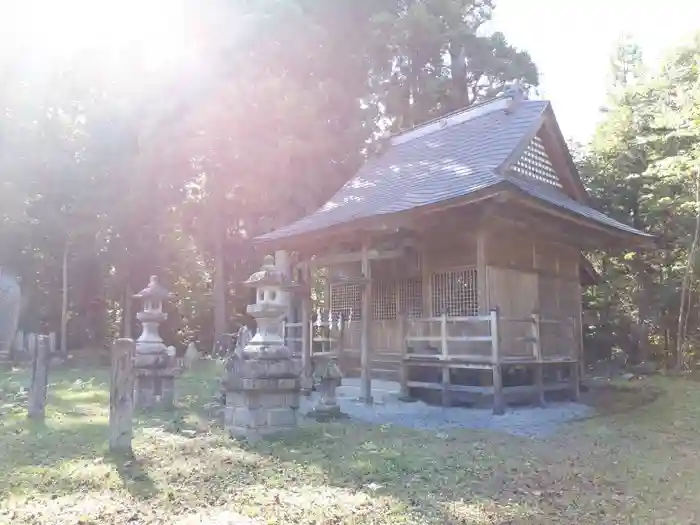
[1,362,699,524]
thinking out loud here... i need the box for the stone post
[13,331,24,360]
[110,339,135,452]
[132,276,178,409]
[0,269,20,364]
[184,342,199,369]
[28,335,50,421]
[223,255,302,441]
[27,333,37,360]
[307,354,346,421]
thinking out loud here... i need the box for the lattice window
[372,280,397,320]
[330,283,363,321]
[511,136,562,188]
[431,268,478,316]
[397,277,423,318]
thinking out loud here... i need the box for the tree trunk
[449,43,467,111]
[676,171,700,370]
[124,282,133,339]
[60,239,69,354]
[213,227,227,344]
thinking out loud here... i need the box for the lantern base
[135,369,176,410]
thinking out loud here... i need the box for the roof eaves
[255,180,513,246]
[540,104,590,202]
[501,177,654,240]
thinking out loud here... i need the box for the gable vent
[511,136,561,188]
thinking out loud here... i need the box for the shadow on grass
[234,423,534,524]
[104,450,158,499]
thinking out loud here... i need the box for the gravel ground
[300,379,592,438]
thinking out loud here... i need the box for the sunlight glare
[3,0,199,75]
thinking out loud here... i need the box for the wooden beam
[297,248,404,269]
[360,242,373,404]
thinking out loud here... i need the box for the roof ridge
[390,96,510,146]
[394,95,507,135]
[391,97,548,147]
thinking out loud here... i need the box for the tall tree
[371,0,538,130]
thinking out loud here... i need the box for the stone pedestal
[135,370,177,409]
[0,270,20,364]
[307,356,346,421]
[134,351,178,409]
[223,346,300,441]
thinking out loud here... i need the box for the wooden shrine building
[256,89,652,413]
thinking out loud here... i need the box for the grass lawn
[1,361,699,524]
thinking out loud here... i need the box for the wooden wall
[483,222,581,360]
[336,231,481,380]
[339,320,403,380]
[325,221,582,379]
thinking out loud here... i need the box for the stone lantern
[133,275,178,409]
[223,255,301,441]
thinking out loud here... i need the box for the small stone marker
[27,335,50,420]
[13,330,24,356]
[48,332,57,354]
[184,343,199,369]
[110,338,136,452]
[307,355,346,421]
[26,333,37,359]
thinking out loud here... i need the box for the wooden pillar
[323,273,332,353]
[110,338,135,452]
[360,242,373,404]
[570,360,580,401]
[570,317,580,401]
[440,313,450,406]
[398,313,410,400]
[492,364,505,415]
[300,263,313,395]
[532,314,545,407]
[476,229,489,314]
[28,335,50,421]
[275,250,293,322]
[490,308,504,414]
[489,308,500,363]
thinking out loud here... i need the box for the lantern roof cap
[243,255,294,288]
[134,275,172,300]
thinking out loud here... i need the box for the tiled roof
[258,98,649,242]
